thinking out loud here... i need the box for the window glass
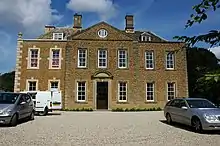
[25,94,31,103]
[170,99,180,107]
[0,93,19,104]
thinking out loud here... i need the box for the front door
[96,82,108,110]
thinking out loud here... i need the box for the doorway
[96,82,108,109]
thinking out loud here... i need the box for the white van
[20,90,62,116]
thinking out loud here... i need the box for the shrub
[62,108,93,111]
[111,107,162,112]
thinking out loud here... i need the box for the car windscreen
[186,99,216,108]
[0,93,19,104]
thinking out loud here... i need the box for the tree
[187,47,220,100]
[174,0,220,47]
[174,0,220,103]
[195,74,220,104]
[0,71,15,92]
[174,0,220,80]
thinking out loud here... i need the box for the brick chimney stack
[125,15,134,33]
[44,25,55,34]
[73,13,82,31]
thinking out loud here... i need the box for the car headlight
[0,110,12,116]
[204,114,218,122]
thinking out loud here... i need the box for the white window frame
[146,82,154,102]
[141,35,151,41]
[76,81,87,102]
[53,33,64,40]
[167,82,176,101]
[145,51,154,69]
[77,49,87,68]
[26,79,38,91]
[48,80,60,91]
[98,29,108,38]
[118,82,127,102]
[27,48,40,69]
[49,48,62,69]
[98,49,107,68]
[166,52,175,70]
[118,50,128,68]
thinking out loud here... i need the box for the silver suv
[0,92,35,126]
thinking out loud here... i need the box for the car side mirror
[20,101,26,105]
[181,106,188,110]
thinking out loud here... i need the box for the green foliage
[174,0,220,47]
[186,47,220,104]
[0,71,15,92]
[187,47,220,97]
[185,0,220,28]
[62,108,93,111]
[174,0,220,105]
[111,107,162,112]
[174,30,220,47]
[194,72,220,104]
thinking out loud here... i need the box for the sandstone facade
[14,14,188,110]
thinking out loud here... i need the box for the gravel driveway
[0,111,220,146]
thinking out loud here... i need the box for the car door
[24,94,34,116]
[175,99,189,124]
[175,99,191,125]
[167,99,181,122]
[17,95,28,119]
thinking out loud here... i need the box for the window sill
[76,67,88,69]
[165,69,176,71]
[49,68,61,70]
[117,68,129,70]
[145,68,155,71]
[117,101,129,104]
[27,68,39,70]
[75,101,88,104]
[97,67,108,69]
[145,101,157,104]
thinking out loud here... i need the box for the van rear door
[51,91,62,110]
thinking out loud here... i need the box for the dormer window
[141,36,151,42]
[53,33,63,40]
[140,32,152,42]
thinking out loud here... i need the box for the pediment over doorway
[91,71,113,79]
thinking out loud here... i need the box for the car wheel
[29,111,35,120]
[38,107,48,116]
[10,114,18,127]
[191,117,203,133]
[166,113,172,124]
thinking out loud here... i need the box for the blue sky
[0,0,219,73]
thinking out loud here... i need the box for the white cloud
[0,0,62,36]
[66,0,117,21]
[209,46,220,59]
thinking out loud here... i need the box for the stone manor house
[14,13,188,110]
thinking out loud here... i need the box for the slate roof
[122,31,167,42]
[37,27,77,39]
[37,23,168,42]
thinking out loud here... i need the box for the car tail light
[50,102,52,107]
